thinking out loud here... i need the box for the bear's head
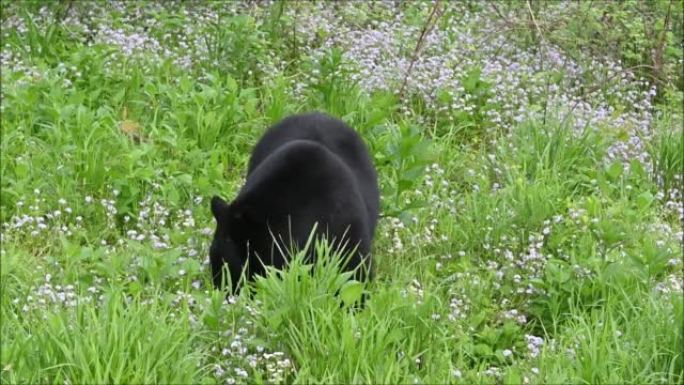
[209,195,250,291]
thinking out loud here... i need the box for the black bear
[210,112,379,292]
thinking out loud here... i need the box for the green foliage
[252,247,453,383]
[204,13,270,86]
[2,290,203,384]
[377,122,433,221]
[648,121,684,200]
[1,2,682,384]
[501,0,684,95]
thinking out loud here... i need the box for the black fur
[210,112,379,292]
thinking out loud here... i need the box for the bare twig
[490,2,507,21]
[398,1,445,101]
[525,0,544,44]
[526,0,550,125]
[651,0,673,95]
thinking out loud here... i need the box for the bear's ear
[210,195,230,222]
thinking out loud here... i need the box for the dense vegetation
[1,1,682,383]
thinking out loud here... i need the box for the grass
[1,1,682,384]
[4,290,204,384]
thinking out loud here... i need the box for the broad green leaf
[340,280,363,306]
[606,161,623,180]
[636,192,654,209]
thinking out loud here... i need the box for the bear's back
[247,113,379,233]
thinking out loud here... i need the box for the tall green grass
[1,2,682,384]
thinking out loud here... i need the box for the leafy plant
[375,122,433,222]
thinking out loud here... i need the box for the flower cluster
[288,2,659,138]
[524,334,545,358]
[1,190,83,242]
[208,304,295,385]
[13,273,103,315]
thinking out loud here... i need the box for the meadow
[1,1,682,383]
